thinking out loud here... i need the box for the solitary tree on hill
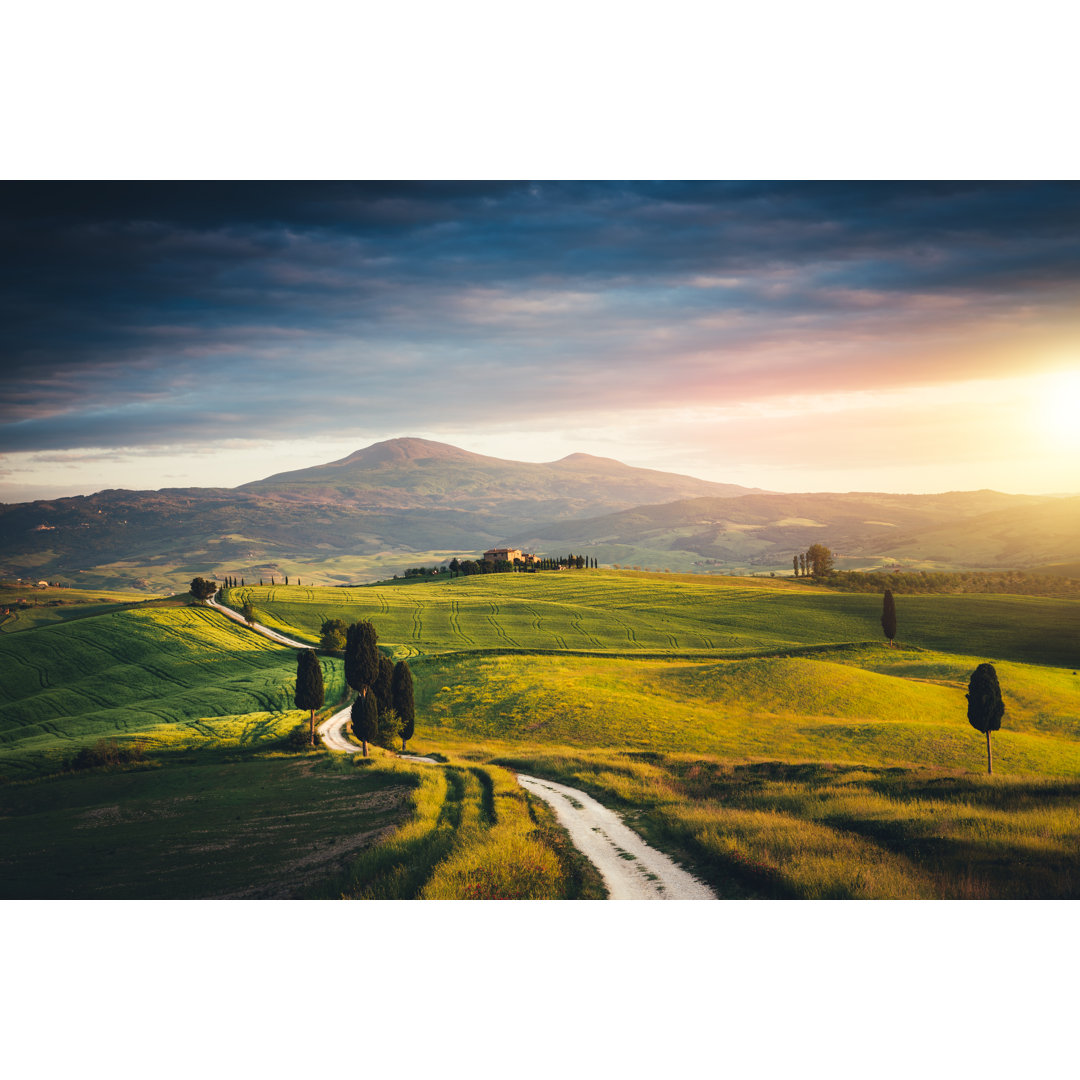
[351,691,378,756]
[392,660,415,751]
[805,544,835,577]
[294,650,325,747]
[967,663,1005,774]
[189,577,216,600]
[881,589,897,645]
[344,621,381,696]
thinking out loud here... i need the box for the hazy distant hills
[1,437,1076,590]
[511,490,1080,573]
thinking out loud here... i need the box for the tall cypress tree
[392,660,415,751]
[373,655,394,714]
[294,650,325,747]
[967,663,1005,774]
[344,621,380,696]
[881,589,897,645]
[351,691,378,756]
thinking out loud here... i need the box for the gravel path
[206,592,313,649]
[517,774,716,900]
[317,705,360,752]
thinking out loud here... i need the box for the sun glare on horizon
[1038,367,1080,450]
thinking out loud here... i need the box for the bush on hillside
[71,737,146,770]
[286,723,314,751]
[320,618,347,651]
[374,707,402,751]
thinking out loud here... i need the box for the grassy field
[0,752,411,899]
[6,568,1079,899]
[482,748,1080,899]
[0,584,159,633]
[311,754,604,899]
[224,570,1080,898]
[0,599,345,781]
[406,647,1080,777]
[0,745,602,900]
[226,572,1080,668]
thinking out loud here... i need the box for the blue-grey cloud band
[2,181,1079,453]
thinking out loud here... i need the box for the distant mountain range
[1,437,1077,590]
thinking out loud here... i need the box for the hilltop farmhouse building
[482,547,536,565]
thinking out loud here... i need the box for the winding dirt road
[317,704,360,752]
[517,774,716,900]
[206,591,713,897]
[206,592,313,649]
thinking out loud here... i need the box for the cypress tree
[351,691,378,756]
[294,650,325,747]
[344,621,380,695]
[392,660,415,751]
[793,555,799,577]
[966,664,1005,774]
[881,589,897,645]
[373,655,394,714]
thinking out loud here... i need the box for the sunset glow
[2,182,1079,500]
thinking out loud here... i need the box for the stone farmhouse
[482,547,536,565]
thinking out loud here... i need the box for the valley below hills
[2,437,1077,591]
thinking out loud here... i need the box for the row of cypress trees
[343,621,414,756]
[293,620,415,754]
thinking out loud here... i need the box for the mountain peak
[331,437,490,467]
[550,452,625,469]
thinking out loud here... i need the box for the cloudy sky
[2,180,1079,501]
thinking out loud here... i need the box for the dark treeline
[399,554,598,580]
[828,568,1080,599]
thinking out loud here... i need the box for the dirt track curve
[206,592,312,649]
[208,591,712,898]
[517,774,716,900]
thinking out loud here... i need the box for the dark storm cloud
[2,181,1079,451]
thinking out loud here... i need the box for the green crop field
[0,584,158,634]
[227,571,1080,668]
[0,601,344,780]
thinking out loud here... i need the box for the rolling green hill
[6,567,1080,898]
[231,571,1080,668]
[0,600,344,780]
